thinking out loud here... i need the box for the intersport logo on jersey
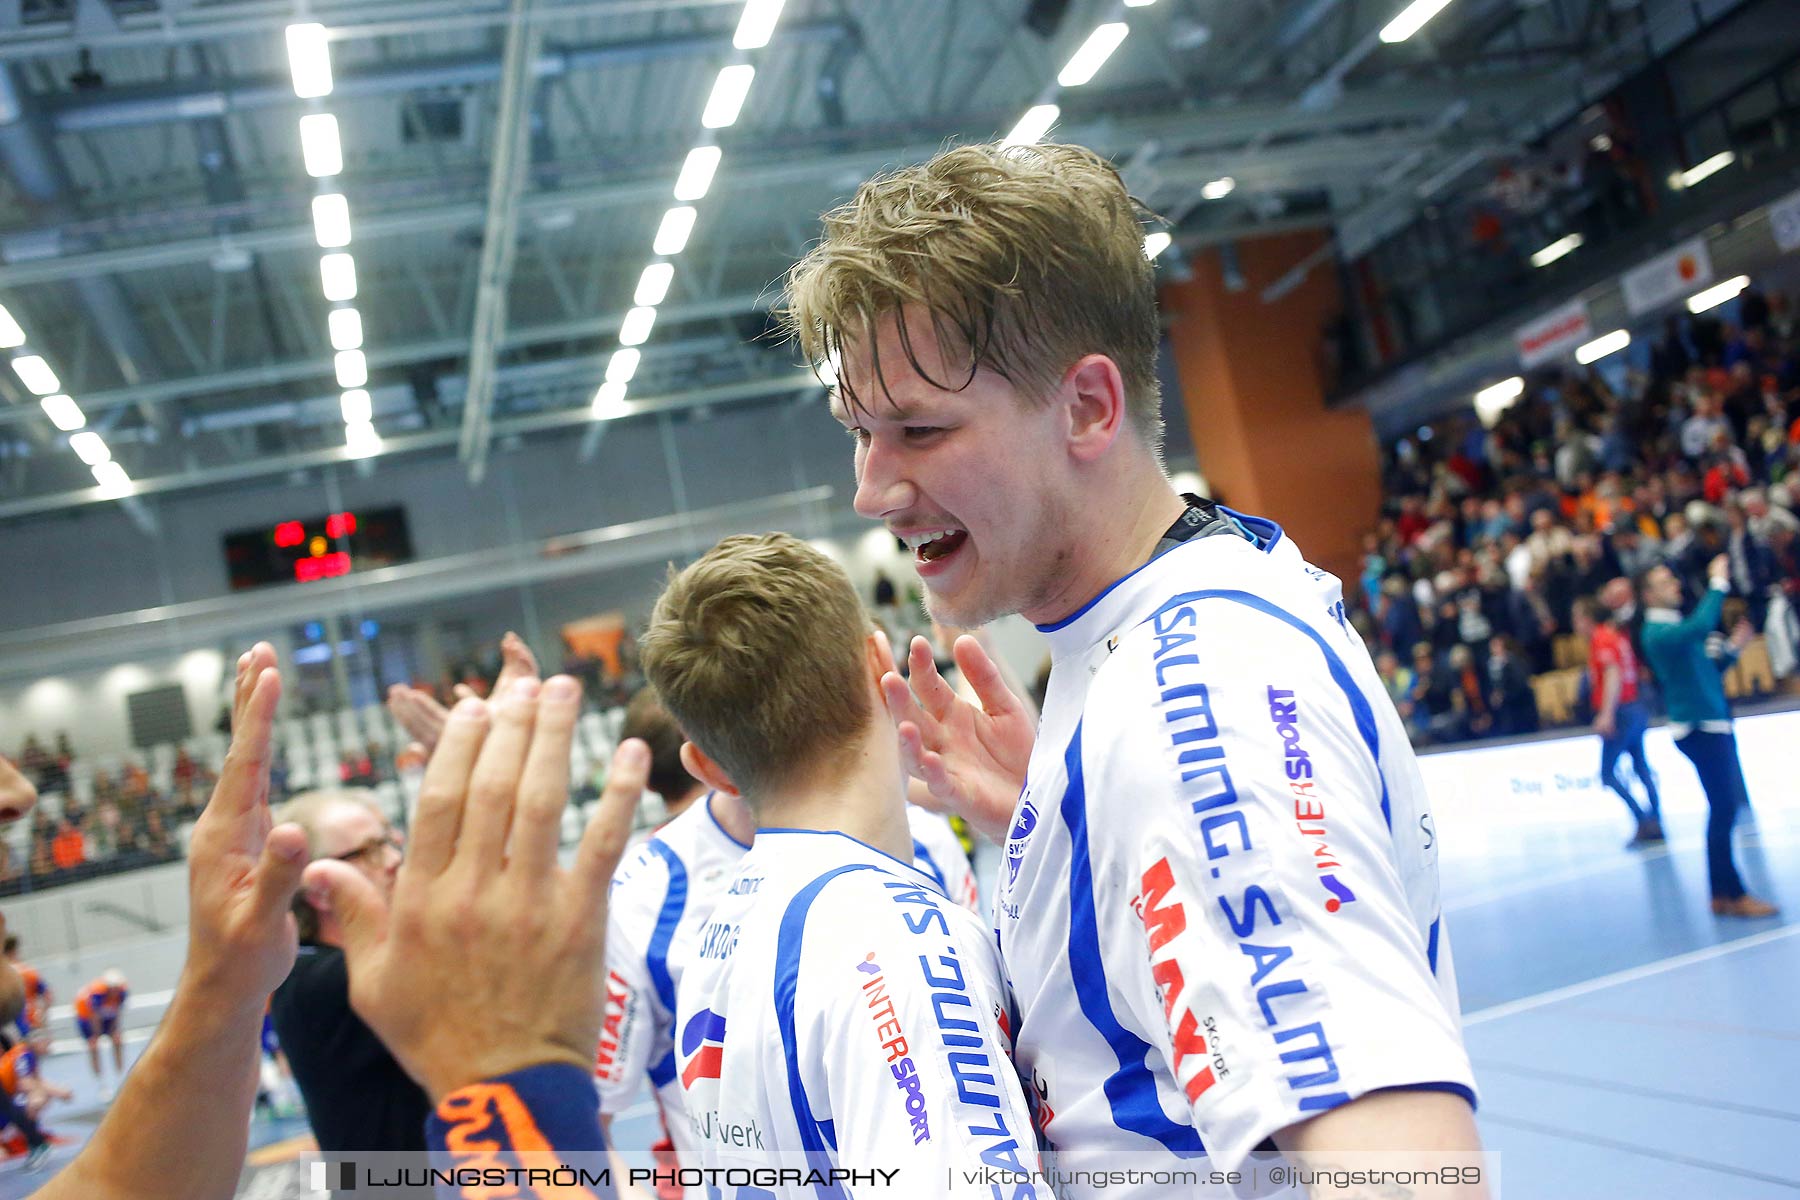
[856,952,932,1145]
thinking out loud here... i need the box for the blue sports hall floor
[2,708,1794,1198]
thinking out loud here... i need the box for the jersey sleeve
[427,1062,611,1198]
[1094,595,1475,1174]
[801,872,1050,1196]
[596,845,672,1115]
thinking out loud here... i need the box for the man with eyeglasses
[267,789,428,1167]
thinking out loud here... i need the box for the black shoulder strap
[1151,494,1252,562]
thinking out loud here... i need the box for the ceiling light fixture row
[1,299,130,497]
[594,0,788,421]
[990,3,1183,262]
[288,22,381,461]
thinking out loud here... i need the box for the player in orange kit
[73,970,129,1099]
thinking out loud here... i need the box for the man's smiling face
[836,307,1078,629]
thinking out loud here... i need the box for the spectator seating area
[4,701,635,897]
[1350,279,1800,746]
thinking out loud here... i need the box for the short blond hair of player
[640,532,873,802]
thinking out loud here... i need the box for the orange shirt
[51,828,85,870]
[14,965,46,1030]
[0,1043,34,1096]
[74,981,127,1023]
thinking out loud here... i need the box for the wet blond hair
[639,534,872,803]
[783,142,1164,446]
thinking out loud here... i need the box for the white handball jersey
[675,828,1051,1199]
[907,807,981,914]
[600,793,753,1176]
[996,510,1475,1196]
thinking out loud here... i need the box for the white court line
[1463,923,1800,1027]
[1441,830,1798,913]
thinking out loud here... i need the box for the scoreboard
[223,506,415,591]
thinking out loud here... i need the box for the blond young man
[641,533,1046,1197]
[786,143,1481,1197]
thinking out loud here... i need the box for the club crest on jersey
[1005,800,1038,888]
[678,1008,727,1088]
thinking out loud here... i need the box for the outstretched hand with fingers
[452,631,542,705]
[184,642,311,1010]
[386,685,451,752]
[304,675,649,1101]
[877,631,1036,844]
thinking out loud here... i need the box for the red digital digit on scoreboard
[294,551,353,583]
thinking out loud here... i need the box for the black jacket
[269,942,431,1154]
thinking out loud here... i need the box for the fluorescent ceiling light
[733,0,785,49]
[1670,151,1734,190]
[1058,23,1129,87]
[340,388,372,424]
[606,348,641,384]
[69,430,110,465]
[635,263,675,307]
[344,420,382,459]
[285,23,334,99]
[39,393,85,431]
[654,206,698,256]
[1200,176,1236,200]
[334,348,368,388]
[702,64,756,129]
[1529,233,1583,268]
[674,146,722,202]
[1575,329,1629,365]
[1002,104,1060,148]
[1473,377,1524,407]
[619,307,657,347]
[0,304,23,349]
[328,307,364,351]
[312,193,352,248]
[1687,275,1750,315]
[91,460,131,496]
[1380,0,1454,43]
[299,113,343,178]
[1123,0,1156,6]
[320,252,358,302]
[1143,232,1172,260]
[591,380,630,419]
[10,353,59,395]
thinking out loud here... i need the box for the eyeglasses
[330,829,403,866]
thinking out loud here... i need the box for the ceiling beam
[0,290,770,429]
[0,0,745,63]
[459,0,541,484]
[0,79,1539,290]
[0,369,819,521]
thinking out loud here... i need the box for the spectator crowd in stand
[1,731,403,896]
[0,738,205,895]
[1351,283,1800,747]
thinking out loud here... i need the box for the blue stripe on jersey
[1145,589,1393,830]
[1427,916,1441,975]
[1388,1081,1478,1110]
[912,839,949,893]
[648,1050,676,1088]
[705,792,753,850]
[644,840,689,1014]
[1216,506,1284,553]
[774,863,882,1198]
[1060,721,1208,1156]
